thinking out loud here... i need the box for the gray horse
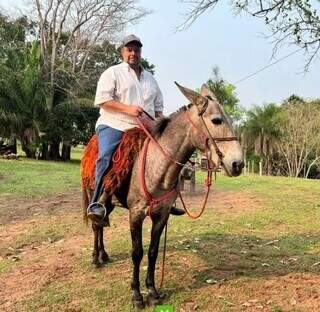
[82,83,244,309]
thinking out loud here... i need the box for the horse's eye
[211,117,223,125]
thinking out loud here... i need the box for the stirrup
[87,201,107,220]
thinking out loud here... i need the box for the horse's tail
[81,135,98,226]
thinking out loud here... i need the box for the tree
[206,67,243,122]
[277,99,320,177]
[0,4,153,160]
[0,43,46,158]
[33,0,150,109]
[241,103,283,174]
[180,0,320,69]
[31,0,150,160]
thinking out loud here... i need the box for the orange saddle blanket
[81,127,147,193]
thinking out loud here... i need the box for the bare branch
[179,0,320,69]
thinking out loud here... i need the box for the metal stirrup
[87,202,107,220]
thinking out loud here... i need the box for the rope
[159,221,168,290]
[137,109,236,289]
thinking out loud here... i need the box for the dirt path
[0,188,319,311]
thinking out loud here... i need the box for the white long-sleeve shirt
[94,62,164,131]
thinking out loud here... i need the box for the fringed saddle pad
[81,127,147,194]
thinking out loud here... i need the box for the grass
[0,150,83,199]
[12,218,77,250]
[1,156,320,311]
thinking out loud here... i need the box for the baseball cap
[122,34,143,47]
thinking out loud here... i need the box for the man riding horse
[87,34,185,223]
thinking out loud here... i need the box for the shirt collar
[121,61,144,75]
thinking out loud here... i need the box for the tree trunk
[61,142,71,161]
[11,137,17,154]
[20,137,36,159]
[49,140,61,160]
[21,143,36,159]
[40,142,49,160]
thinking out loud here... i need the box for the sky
[1,0,320,114]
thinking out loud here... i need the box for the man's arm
[94,68,142,117]
[99,100,143,117]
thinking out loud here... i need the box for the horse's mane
[152,103,193,136]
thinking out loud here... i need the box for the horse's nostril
[232,161,244,172]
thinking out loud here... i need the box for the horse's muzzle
[231,160,244,176]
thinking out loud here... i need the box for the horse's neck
[146,112,195,192]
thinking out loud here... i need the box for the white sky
[1,0,320,114]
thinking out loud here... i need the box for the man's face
[121,43,141,66]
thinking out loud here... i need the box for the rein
[137,108,238,218]
[137,107,238,289]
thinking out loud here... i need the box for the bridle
[138,98,239,218]
[187,96,238,177]
[137,100,239,289]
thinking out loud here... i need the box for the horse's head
[175,82,244,177]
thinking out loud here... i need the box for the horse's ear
[174,81,208,110]
[200,84,218,101]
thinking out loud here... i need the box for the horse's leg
[130,214,145,309]
[97,227,110,264]
[97,195,115,264]
[145,214,169,306]
[92,222,100,266]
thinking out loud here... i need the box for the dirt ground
[0,186,319,312]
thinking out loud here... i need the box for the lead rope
[159,221,168,290]
[158,142,214,290]
[137,111,233,290]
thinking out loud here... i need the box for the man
[87,34,184,222]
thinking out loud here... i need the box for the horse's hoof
[146,294,162,306]
[92,259,101,268]
[132,299,145,310]
[99,252,110,264]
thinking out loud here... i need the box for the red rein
[137,113,214,219]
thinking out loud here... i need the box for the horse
[81,83,244,309]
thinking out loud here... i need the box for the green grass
[0,157,81,199]
[1,161,320,311]
[0,258,17,274]
[12,219,76,251]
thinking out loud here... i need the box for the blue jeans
[91,125,123,203]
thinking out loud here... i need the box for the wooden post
[259,160,263,176]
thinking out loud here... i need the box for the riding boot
[87,125,123,223]
[87,168,109,223]
[170,206,185,216]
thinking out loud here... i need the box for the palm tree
[0,43,46,158]
[242,103,283,174]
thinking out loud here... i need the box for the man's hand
[100,101,143,117]
[126,105,143,117]
[155,111,164,119]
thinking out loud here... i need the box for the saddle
[81,113,156,195]
[81,127,146,194]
